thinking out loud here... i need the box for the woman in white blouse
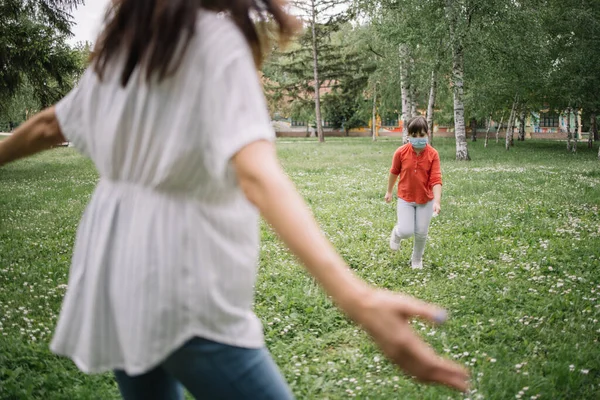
[0,0,469,398]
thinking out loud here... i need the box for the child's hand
[433,201,441,215]
[384,192,393,203]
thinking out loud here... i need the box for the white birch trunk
[518,109,526,141]
[573,108,578,153]
[590,112,597,149]
[452,51,469,160]
[506,99,517,151]
[410,55,417,117]
[399,44,411,143]
[426,69,437,145]
[372,82,377,141]
[445,0,469,160]
[484,114,492,148]
[495,114,504,144]
[566,107,572,152]
[310,1,324,143]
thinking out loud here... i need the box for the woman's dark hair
[407,116,428,135]
[91,0,299,86]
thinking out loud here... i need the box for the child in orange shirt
[384,116,443,269]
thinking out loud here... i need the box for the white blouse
[50,11,274,375]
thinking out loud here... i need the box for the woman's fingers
[391,294,448,325]
[390,329,470,391]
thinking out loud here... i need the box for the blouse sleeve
[428,150,442,187]
[54,68,92,157]
[390,148,402,175]
[203,46,275,180]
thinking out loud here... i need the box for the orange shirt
[389,143,442,204]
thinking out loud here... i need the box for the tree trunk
[451,48,469,160]
[411,91,418,117]
[573,108,578,153]
[510,109,516,146]
[310,4,324,143]
[590,112,598,148]
[446,0,469,160]
[372,82,377,141]
[505,98,517,151]
[409,55,418,117]
[518,109,526,141]
[484,114,492,148]
[495,114,504,144]
[426,69,437,146]
[399,44,411,143]
[470,118,477,141]
[566,107,572,152]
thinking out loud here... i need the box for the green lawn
[1,138,599,399]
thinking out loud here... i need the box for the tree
[289,0,353,142]
[444,0,470,160]
[263,20,373,137]
[541,0,600,153]
[0,0,83,112]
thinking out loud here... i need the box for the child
[385,116,442,269]
[0,1,467,398]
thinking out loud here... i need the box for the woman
[0,0,469,398]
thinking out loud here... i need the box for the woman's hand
[234,141,469,392]
[351,289,470,391]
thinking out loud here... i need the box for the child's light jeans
[394,198,435,263]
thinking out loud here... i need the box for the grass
[0,137,599,399]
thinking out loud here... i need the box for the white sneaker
[411,260,423,269]
[389,228,401,251]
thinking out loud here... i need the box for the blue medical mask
[409,137,428,149]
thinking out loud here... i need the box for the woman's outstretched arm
[233,140,470,392]
[0,107,65,167]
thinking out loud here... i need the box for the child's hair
[407,116,428,136]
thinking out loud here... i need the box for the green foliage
[542,0,600,112]
[0,0,84,113]
[1,139,599,398]
[321,92,368,132]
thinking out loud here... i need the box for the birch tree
[445,0,469,160]
[426,69,437,145]
[484,114,492,147]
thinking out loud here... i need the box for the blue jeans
[114,337,294,400]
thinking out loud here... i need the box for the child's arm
[233,140,469,392]
[385,173,398,203]
[429,152,443,214]
[432,184,442,214]
[386,149,402,203]
[0,107,65,167]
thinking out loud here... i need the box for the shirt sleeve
[204,46,275,180]
[54,68,92,157]
[428,151,442,187]
[390,148,402,175]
